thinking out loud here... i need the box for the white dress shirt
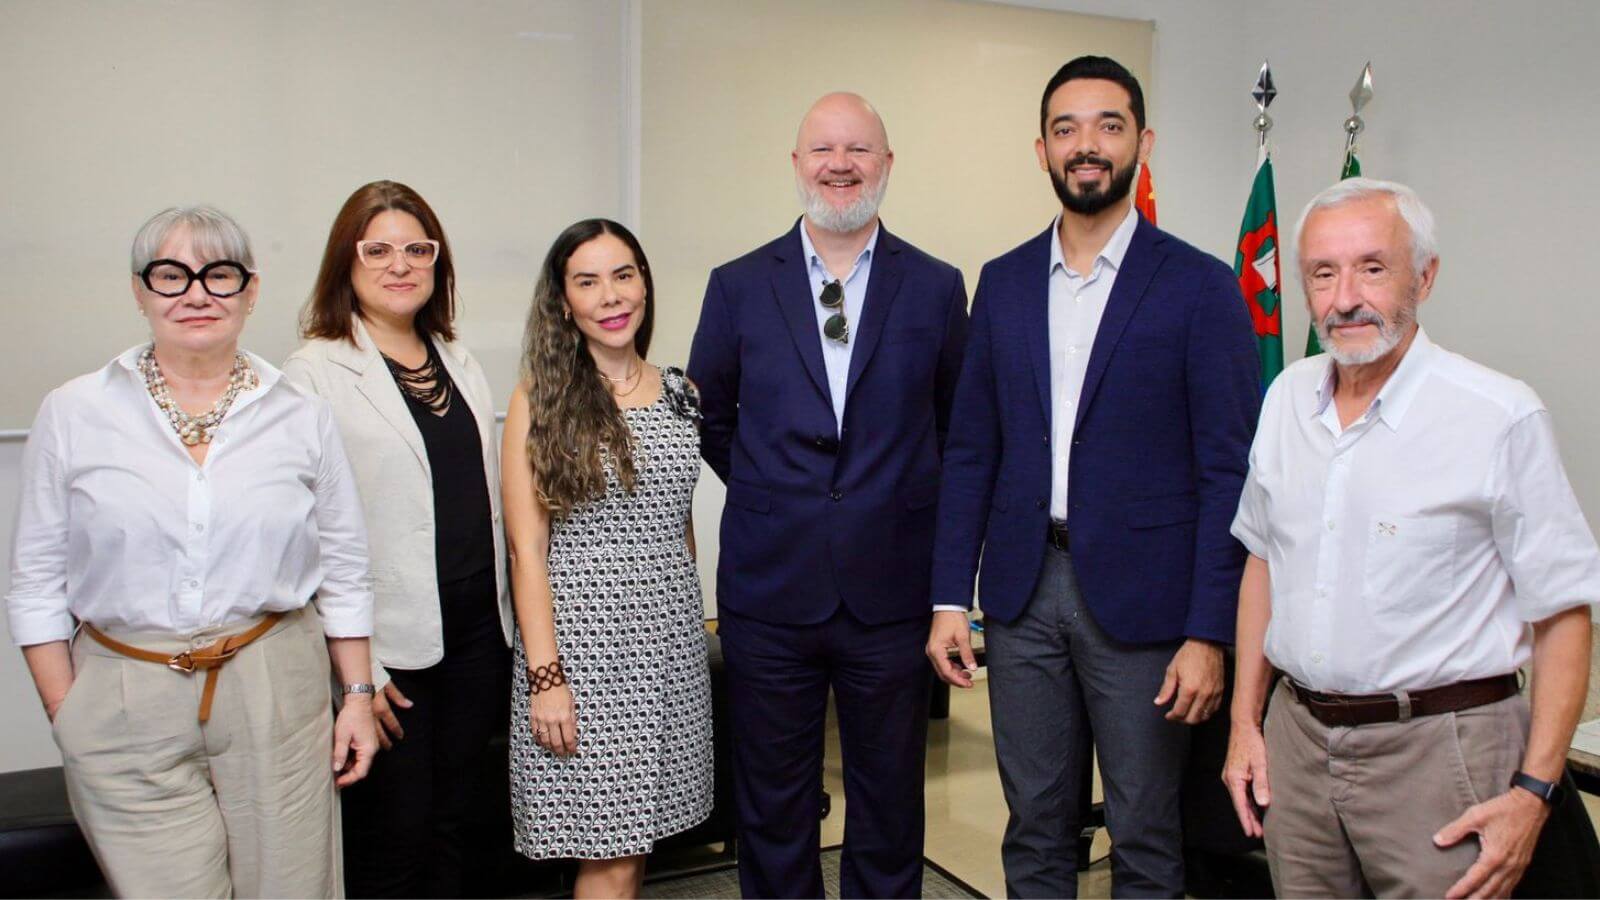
[1048,205,1138,521]
[799,220,878,434]
[6,346,374,646]
[1231,328,1600,693]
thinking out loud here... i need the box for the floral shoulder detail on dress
[661,366,701,424]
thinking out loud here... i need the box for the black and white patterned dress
[510,367,713,860]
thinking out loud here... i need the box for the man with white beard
[1224,178,1598,898]
[688,92,969,898]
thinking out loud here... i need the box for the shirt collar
[800,219,880,280]
[1311,326,1436,431]
[1048,203,1139,278]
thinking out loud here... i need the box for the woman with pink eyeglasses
[285,180,512,898]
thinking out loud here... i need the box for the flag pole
[1237,60,1285,386]
[1253,60,1276,148]
[1342,62,1373,177]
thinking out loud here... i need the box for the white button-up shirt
[1049,204,1138,521]
[6,346,375,646]
[1231,329,1600,693]
[799,220,878,434]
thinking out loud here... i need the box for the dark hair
[521,219,655,515]
[1039,55,1146,137]
[301,180,457,343]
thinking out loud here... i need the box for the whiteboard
[0,0,628,427]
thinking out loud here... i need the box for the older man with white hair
[1223,178,1599,898]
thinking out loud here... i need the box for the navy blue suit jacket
[689,221,969,626]
[930,216,1259,643]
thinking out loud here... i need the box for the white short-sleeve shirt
[1231,328,1600,693]
[6,346,375,645]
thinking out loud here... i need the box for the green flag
[1304,149,1362,356]
[1235,147,1283,386]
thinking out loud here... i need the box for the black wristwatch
[1510,770,1566,806]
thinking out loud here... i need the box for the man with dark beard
[689,92,968,898]
[927,56,1260,896]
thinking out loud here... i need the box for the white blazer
[283,316,511,688]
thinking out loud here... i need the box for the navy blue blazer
[930,216,1259,643]
[688,221,969,626]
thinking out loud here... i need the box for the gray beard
[1316,302,1416,366]
[797,175,888,234]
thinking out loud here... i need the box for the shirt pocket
[1362,515,1457,616]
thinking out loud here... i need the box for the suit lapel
[1021,227,1055,423]
[1074,217,1165,432]
[842,226,904,407]
[343,318,429,474]
[771,222,833,405]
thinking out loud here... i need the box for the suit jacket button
[1036,499,1046,509]
[830,490,843,502]
[815,436,827,448]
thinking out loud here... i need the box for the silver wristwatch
[341,682,377,696]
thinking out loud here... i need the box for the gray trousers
[987,546,1189,898]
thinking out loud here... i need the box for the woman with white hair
[5,205,380,898]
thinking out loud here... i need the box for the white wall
[6,0,1600,773]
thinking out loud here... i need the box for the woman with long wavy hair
[501,219,712,898]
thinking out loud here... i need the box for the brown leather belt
[1046,521,1070,551]
[1283,672,1519,728]
[83,613,285,723]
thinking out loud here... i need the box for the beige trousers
[1262,678,1530,898]
[52,606,342,899]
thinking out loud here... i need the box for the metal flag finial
[1344,61,1373,136]
[1252,61,1276,141]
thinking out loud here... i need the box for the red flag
[1134,164,1157,224]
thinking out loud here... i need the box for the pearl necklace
[138,347,259,446]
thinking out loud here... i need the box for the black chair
[0,766,107,898]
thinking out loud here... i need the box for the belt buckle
[167,651,196,673]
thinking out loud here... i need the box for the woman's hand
[530,680,579,757]
[370,681,413,750]
[22,642,74,725]
[332,694,380,788]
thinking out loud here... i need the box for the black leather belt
[1283,673,1519,728]
[1046,521,1070,551]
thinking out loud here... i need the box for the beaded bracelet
[528,659,567,694]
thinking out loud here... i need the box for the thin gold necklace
[599,361,644,397]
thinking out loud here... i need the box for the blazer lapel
[1074,217,1165,432]
[842,226,904,406]
[771,222,833,405]
[1021,226,1055,423]
[343,318,429,474]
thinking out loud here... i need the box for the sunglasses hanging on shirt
[820,280,848,344]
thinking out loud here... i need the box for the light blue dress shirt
[798,221,880,434]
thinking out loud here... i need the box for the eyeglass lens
[358,241,439,269]
[140,260,251,298]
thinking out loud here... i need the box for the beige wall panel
[0,0,627,427]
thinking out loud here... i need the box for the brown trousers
[1262,678,1530,898]
[52,607,342,899]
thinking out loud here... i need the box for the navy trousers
[719,606,930,899]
